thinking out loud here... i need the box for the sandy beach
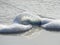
[0,0,60,45]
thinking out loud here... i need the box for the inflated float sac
[14,13,41,26]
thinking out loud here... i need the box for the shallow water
[0,0,60,45]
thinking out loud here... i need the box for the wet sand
[0,0,60,45]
